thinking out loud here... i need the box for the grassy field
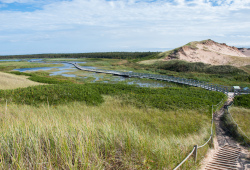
[0,96,216,169]
[0,72,42,89]
[227,107,250,144]
[0,58,229,169]
[0,79,225,169]
[0,61,63,72]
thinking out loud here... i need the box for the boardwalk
[68,62,250,96]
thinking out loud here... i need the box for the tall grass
[226,107,250,144]
[0,96,211,169]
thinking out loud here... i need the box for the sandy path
[199,99,250,170]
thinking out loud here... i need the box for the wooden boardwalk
[68,62,250,95]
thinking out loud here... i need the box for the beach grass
[228,107,250,143]
[0,96,212,169]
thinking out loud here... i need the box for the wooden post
[194,145,198,163]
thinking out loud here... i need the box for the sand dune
[160,40,250,67]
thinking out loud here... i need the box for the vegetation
[0,72,42,89]
[222,107,250,145]
[229,107,250,144]
[157,60,248,75]
[0,71,226,169]
[10,71,74,84]
[0,83,225,111]
[0,57,237,169]
[0,52,160,60]
[132,60,250,87]
[0,61,62,72]
[234,94,250,108]
[0,96,213,169]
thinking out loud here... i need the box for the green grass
[0,83,225,111]
[234,94,250,108]
[0,58,229,169]
[222,107,250,145]
[9,71,74,84]
[0,94,216,169]
[0,62,63,72]
[133,60,250,87]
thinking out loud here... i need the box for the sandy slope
[161,40,250,67]
[238,48,250,57]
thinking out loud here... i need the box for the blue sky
[0,0,250,55]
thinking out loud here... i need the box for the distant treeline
[0,52,160,60]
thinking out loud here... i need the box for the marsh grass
[0,96,211,169]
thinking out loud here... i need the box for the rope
[173,98,225,169]
[198,136,212,149]
[173,147,196,170]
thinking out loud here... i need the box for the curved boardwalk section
[68,62,250,95]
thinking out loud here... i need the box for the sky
[0,0,250,55]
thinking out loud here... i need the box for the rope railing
[173,97,226,169]
[173,147,196,170]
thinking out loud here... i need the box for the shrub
[234,94,250,108]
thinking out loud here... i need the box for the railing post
[193,145,198,163]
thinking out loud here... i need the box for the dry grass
[0,72,42,90]
[0,96,211,169]
[226,56,250,67]
[137,59,164,65]
[240,65,250,74]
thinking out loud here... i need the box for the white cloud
[0,0,250,55]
